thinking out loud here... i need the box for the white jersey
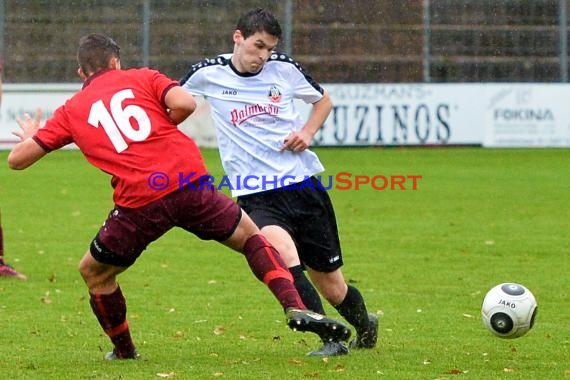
[180,53,325,197]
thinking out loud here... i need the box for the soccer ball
[481,283,538,339]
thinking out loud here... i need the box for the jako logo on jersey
[222,89,237,95]
[268,85,282,103]
[230,103,279,126]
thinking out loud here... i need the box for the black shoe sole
[287,309,351,342]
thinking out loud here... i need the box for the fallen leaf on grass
[213,326,225,335]
[334,363,346,372]
[41,292,51,304]
[156,372,175,378]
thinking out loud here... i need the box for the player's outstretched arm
[8,109,46,170]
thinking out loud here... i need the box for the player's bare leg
[260,225,325,314]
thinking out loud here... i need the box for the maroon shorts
[90,184,241,267]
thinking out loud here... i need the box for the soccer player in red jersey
[0,57,27,280]
[8,34,349,360]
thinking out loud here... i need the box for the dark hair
[77,34,121,75]
[236,8,282,39]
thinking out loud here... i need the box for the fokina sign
[483,84,570,147]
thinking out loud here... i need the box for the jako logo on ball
[481,283,538,339]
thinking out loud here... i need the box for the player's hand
[281,130,312,152]
[14,108,42,141]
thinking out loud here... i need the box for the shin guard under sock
[89,285,136,357]
[242,234,305,311]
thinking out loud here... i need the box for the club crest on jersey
[268,85,282,103]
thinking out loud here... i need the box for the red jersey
[33,68,208,208]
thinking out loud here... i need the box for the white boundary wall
[2,83,569,149]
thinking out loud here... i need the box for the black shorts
[237,177,343,272]
[90,183,241,267]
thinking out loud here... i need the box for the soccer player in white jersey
[180,8,378,356]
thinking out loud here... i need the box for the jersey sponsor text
[230,103,279,126]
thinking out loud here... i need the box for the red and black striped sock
[89,285,136,357]
[242,234,305,311]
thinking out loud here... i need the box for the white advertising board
[1,83,81,149]
[483,84,570,147]
[305,84,483,146]
[2,83,569,149]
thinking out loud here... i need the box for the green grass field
[0,147,568,379]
